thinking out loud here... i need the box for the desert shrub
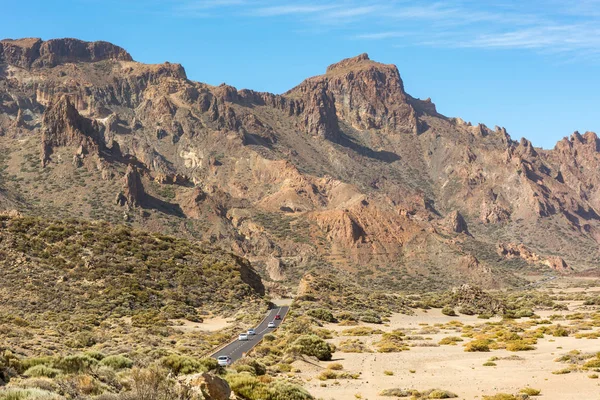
[359,311,382,324]
[552,368,573,374]
[226,373,269,400]
[483,361,496,367]
[380,388,411,397]
[306,309,335,323]
[55,354,97,374]
[441,307,456,317]
[505,341,535,352]
[583,358,600,368]
[266,380,313,400]
[464,339,491,352]
[482,394,517,400]
[338,339,369,353]
[341,327,382,336]
[427,389,458,399]
[0,388,61,400]
[514,308,534,318]
[83,351,105,361]
[317,370,337,380]
[233,358,266,376]
[159,355,215,375]
[552,325,569,337]
[287,335,333,361]
[16,358,56,374]
[376,330,407,353]
[23,365,61,379]
[61,374,103,396]
[458,306,475,315]
[519,387,541,396]
[383,370,394,376]
[126,365,191,400]
[263,334,276,342]
[335,312,357,321]
[439,336,463,345]
[100,355,133,370]
[327,363,343,371]
[226,373,313,400]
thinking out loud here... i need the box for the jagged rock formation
[497,243,572,274]
[117,165,144,207]
[445,210,469,234]
[40,95,102,166]
[0,37,599,291]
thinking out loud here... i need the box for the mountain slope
[1,37,598,291]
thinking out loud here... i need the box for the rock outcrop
[445,210,469,234]
[117,165,144,207]
[40,95,103,166]
[184,372,232,400]
[0,37,132,69]
[544,256,573,273]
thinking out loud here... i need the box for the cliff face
[0,37,598,291]
[0,38,132,69]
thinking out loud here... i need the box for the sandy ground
[296,308,600,400]
[170,316,234,332]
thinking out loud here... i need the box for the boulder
[185,372,232,400]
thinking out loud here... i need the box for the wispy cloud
[251,4,338,17]
[167,0,600,60]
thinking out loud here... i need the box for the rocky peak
[325,53,372,73]
[287,54,417,137]
[0,37,132,69]
[41,95,102,166]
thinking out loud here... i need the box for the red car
[275,314,281,320]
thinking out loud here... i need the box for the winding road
[212,306,289,362]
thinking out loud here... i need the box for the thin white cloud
[356,31,408,40]
[251,4,338,17]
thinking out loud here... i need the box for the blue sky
[2,0,599,148]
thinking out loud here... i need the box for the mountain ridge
[1,37,599,293]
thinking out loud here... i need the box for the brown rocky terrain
[1,37,599,292]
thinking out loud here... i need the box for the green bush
[505,341,534,352]
[55,354,98,374]
[441,307,456,317]
[0,388,61,400]
[306,309,335,323]
[584,358,600,368]
[23,365,61,379]
[233,358,266,376]
[427,389,458,399]
[287,335,333,361]
[160,355,216,375]
[100,355,133,370]
[519,387,541,396]
[464,340,491,352]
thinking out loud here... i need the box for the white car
[268,321,276,328]
[247,329,256,335]
[238,333,249,341]
[217,356,231,366]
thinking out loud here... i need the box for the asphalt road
[212,306,289,363]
